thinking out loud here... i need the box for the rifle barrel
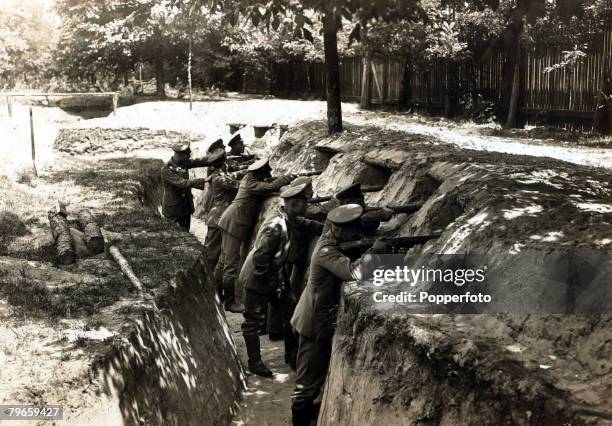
[307,184,385,204]
[296,170,323,177]
[338,234,440,252]
[363,202,424,214]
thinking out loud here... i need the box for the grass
[16,168,35,186]
[0,153,202,320]
[0,267,128,318]
[0,209,29,253]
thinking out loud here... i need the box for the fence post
[30,107,38,177]
[7,95,12,118]
[112,93,118,116]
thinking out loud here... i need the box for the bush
[0,210,28,253]
[16,169,34,186]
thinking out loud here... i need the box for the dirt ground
[0,97,610,425]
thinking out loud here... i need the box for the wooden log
[47,209,75,265]
[77,209,104,254]
[108,245,144,293]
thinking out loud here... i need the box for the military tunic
[240,208,322,368]
[215,172,293,307]
[161,157,212,231]
[202,166,242,281]
[290,229,364,414]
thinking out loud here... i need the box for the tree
[498,0,587,128]
[0,0,58,89]
[224,0,433,134]
[55,0,183,98]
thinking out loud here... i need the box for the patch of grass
[16,168,35,186]
[0,268,128,318]
[0,210,28,253]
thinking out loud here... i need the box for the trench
[51,122,612,425]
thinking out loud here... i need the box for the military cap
[228,133,243,146]
[328,203,364,225]
[207,148,226,164]
[172,142,191,153]
[207,138,225,153]
[247,158,270,172]
[281,183,309,199]
[290,176,312,187]
[335,183,363,200]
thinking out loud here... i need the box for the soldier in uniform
[240,183,323,377]
[306,182,394,234]
[268,176,317,341]
[290,204,387,425]
[228,133,245,155]
[202,150,246,297]
[161,142,225,231]
[216,158,295,313]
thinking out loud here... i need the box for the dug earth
[0,118,610,425]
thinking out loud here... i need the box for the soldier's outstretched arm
[245,175,293,195]
[317,245,362,282]
[304,198,338,221]
[161,167,206,190]
[295,216,324,236]
[214,173,242,191]
[187,154,216,168]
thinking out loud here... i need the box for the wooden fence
[244,29,612,130]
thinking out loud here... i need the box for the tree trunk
[48,210,75,265]
[323,5,342,134]
[359,28,372,109]
[444,61,452,118]
[304,62,312,98]
[444,60,458,119]
[155,54,166,100]
[188,35,193,111]
[504,23,524,129]
[77,209,104,254]
[593,58,611,134]
[399,58,412,111]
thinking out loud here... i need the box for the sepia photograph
[0,0,611,424]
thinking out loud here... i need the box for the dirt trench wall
[4,147,245,425]
[93,256,244,426]
[259,121,612,424]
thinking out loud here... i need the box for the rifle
[227,154,257,162]
[363,202,424,215]
[307,184,385,203]
[338,234,441,253]
[296,170,323,177]
[263,170,324,197]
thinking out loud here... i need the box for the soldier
[202,150,245,297]
[290,204,387,425]
[268,176,317,341]
[240,183,323,377]
[306,182,394,234]
[228,133,245,155]
[161,142,225,231]
[216,158,295,313]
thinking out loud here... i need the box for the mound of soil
[266,120,612,424]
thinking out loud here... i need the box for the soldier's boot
[244,334,273,377]
[223,278,244,313]
[291,401,313,426]
[226,301,245,313]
